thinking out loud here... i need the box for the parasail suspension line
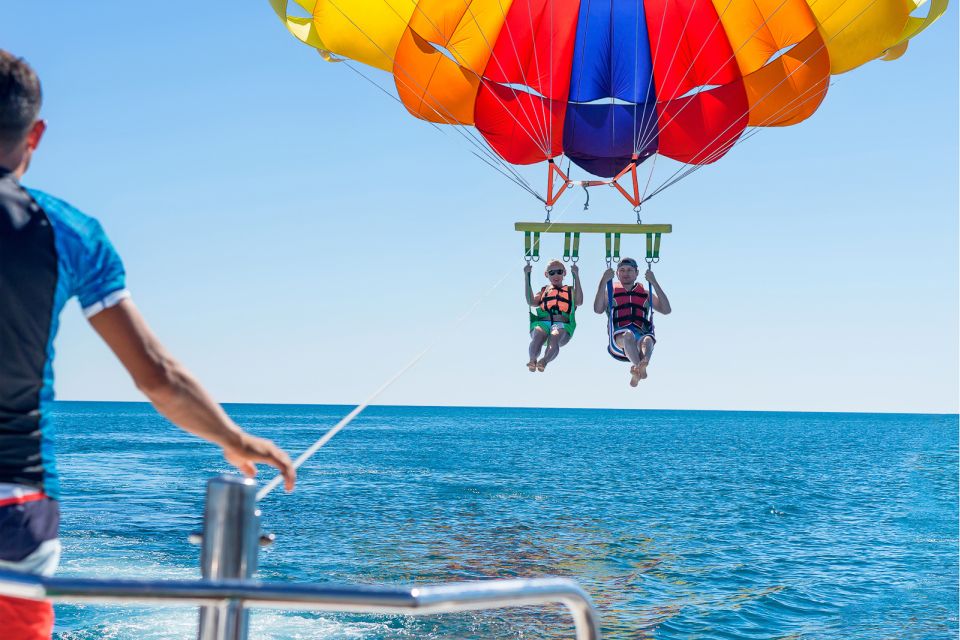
[259,203,581,502]
[256,345,431,501]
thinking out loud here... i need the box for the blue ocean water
[48,402,957,639]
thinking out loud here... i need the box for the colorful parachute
[270,0,947,183]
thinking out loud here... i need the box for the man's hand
[523,264,533,274]
[223,433,296,492]
[89,299,298,493]
[601,268,615,283]
[571,264,579,276]
[645,268,657,284]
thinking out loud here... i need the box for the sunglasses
[547,269,565,276]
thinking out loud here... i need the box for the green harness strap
[562,232,581,262]
[524,231,542,262]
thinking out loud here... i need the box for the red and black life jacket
[612,283,652,330]
[539,285,573,317]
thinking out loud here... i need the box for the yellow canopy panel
[270,0,416,71]
[805,0,912,73]
[712,0,830,126]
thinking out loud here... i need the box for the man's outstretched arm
[88,299,296,491]
[645,270,671,315]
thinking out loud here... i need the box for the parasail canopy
[270,0,947,194]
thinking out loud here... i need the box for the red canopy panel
[645,0,749,164]
[474,0,580,165]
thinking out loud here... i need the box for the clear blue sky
[3,4,957,413]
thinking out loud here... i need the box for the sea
[47,402,957,639]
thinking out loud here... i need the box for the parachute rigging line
[649,76,842,198]
[342,54,537,199]
[319,0,546,199]
[647,77,841,199]
[342,58,544,200]
[631,0,861,189]
[643,0,888,200]
[404,0,554,155]
[648,81,839,199]
[274,0,940,207]
[480,0,552,149]
[633,0,830,158]
[462,0,552,152]
[646,21,858,199]
[633,0,798,155]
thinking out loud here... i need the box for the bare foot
[637,359,649,380]
[527,360,537,372]
[629,370,641,387]
[536,360,547,372]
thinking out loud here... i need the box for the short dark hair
[0,50,42,147]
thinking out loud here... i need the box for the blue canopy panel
[564,103,657,177]
[562,0,659,178]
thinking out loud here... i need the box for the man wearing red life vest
[524,259,584,372]
[594,257,671,387]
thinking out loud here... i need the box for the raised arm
[88,299,296,491]
[645,269,672,314]
[571,264,584,306]
[525,265,545,307]
[594,268,614,314]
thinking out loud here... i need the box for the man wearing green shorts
[524,259,584,372]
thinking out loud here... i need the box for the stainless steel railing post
[197,475,260,640]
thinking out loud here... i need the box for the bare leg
[636,336,655,379]
[616,332,644,387]
[528,327,548,371]
[538,329,570,370]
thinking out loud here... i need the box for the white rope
[257,199,576,501]
[255,346,430,501]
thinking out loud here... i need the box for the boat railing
[0,476,601,640]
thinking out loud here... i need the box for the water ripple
[49,403,958,639]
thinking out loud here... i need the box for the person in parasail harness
[0,50,296,640]
[594,257,671,387]
[524,259,584,372]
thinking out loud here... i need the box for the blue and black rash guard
[0,169,128,500]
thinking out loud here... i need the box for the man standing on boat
[0,50,296,639]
